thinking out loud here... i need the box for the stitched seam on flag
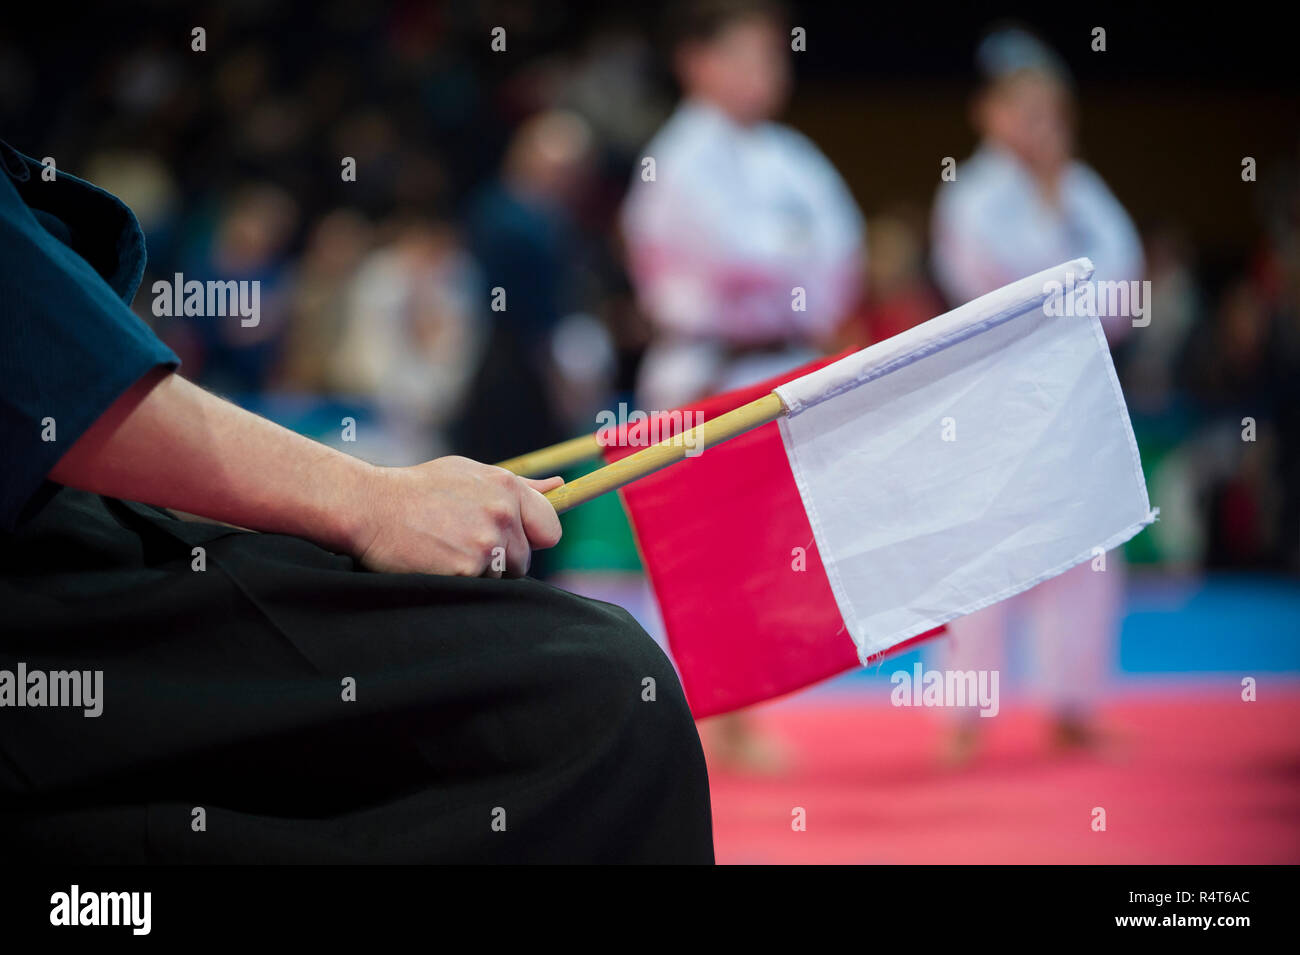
[779,259,1097,417]
[851,511,1157,663]
[779,299,1043,418]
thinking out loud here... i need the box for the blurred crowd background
[4,0,1297,579]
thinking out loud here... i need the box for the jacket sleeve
[0,166,178,530]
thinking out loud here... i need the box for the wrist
[318,454,383,558]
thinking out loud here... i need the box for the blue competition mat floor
[827,573,1300,690]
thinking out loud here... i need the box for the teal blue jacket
[0,140,178,528]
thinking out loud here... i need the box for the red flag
[601,355,941,718]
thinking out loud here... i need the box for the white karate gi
[621,99,865,408]
[930,143,1144,715]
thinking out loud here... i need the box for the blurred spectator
[1185,279,1272,405]
[1259,145,1300,571]
[282,209,374,393]
[453,109,595,465]
[560,27,672,169]
[1183,278,1292,568]
[1124,225,1201,414]
[166,183,299,394]
[331,216,485,464]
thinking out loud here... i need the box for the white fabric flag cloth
[775,257,1156,664]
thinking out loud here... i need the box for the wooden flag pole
[541,392,786,514]
[495,432,603,478]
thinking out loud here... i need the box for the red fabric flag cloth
[601,355,942,718]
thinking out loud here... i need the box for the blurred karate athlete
[622,0,864,410]
[930,26,1145,759]
[621,0,865,769]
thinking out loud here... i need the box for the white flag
[775,257,1156,663]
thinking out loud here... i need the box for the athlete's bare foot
[940,723,981,768]
[702,713,790,775]
[1050,714,1125,758]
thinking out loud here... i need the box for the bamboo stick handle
[495,433,603,477]
[544,392,787,514]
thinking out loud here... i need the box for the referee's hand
[354,456,564,578]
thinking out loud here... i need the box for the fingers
[364,458,561,579]
[522,475,564,493]
[426,463,565,579]
[500,492,531,579]
[517,475,563,551]
[481,474,561,579]
[480,467,531,579]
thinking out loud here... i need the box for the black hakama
[0,489,714,863]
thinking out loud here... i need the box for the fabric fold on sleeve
[0,162,178,530]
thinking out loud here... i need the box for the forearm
[49,368,372,554]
